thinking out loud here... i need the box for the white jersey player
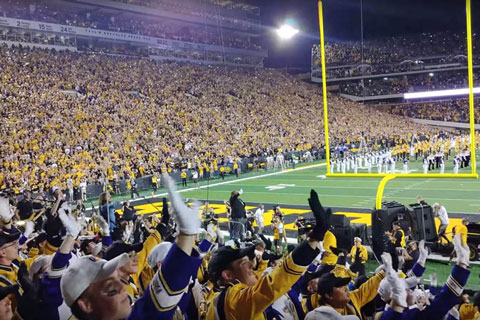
[453,157,459,174]
[403,159,408,174]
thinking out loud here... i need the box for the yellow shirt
[322,231,338,265]
[207,253,307,319]
[325,271,386,318]
[349,245,368,264]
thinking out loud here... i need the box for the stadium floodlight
[276,24,299,40]
[404,87,480,100]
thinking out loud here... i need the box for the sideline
[89,162,326,210]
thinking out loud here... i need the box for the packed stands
[0,45,439,193]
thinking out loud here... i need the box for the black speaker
[371,202,406,259]
[351,223,369,245]
[407,203,437,242]
[331,226,353,251]
[331,214,350,227]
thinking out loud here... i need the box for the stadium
[0,0,479,319]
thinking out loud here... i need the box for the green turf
[176,157,480,214]
[101,155,480,213]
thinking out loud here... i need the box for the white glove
[206,224,216,241]
[216,227,224,245]
[448,306,460,320]
[58,202,80,238]
[417,240,429,265]
[94,214,110,236]
[238,188,243,195]
[453,234,470,267]
[378,279,391,302]
[163,174,201,235]
[381,252,393,274]
[23,220,35,238]
[386,267,408,308]
[123,223,133,243]
[404,276,419,289]
[92,242,102,256]
[0,197,14,223]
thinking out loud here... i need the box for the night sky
[250,0,473,69]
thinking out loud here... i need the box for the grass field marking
[90,162,326,210]
[265,183,296,191]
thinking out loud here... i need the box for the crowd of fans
[0,0,262,51]
[0,176,477,320]
[312,31,480,79]
[386,98,480,124]
[339,70,480,97]
[0,45,439,193]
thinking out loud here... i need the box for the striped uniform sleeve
[102,235,113,248]
[416,265,470,320]
[407,263,425,278]
[19,234,28,245]
[37,252,73,320]
[224,241,319,319]
[48,252,72,278]
[128,243,202,320]
[198,239,213,253]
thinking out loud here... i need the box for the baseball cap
[80,236,100,254]
[61,254,129,307]
[305,306,359,320]
[208,245,256,281]
[353,237,362,243]
[316,273,351,295]
[0,284,19,300]
[147,242,173,268]
[0,227,20,247]
[104,241,143,261]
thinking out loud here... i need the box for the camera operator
[295,216,308,243]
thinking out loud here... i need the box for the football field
[174,159,480,215]
[107,158,480,229]
[104,158,480,290]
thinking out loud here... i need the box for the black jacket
[229,193,246,219]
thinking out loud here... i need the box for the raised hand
[307,189,332,241]
[162,174,201,235]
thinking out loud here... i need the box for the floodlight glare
[277,24,299,39]
[404,87,480,99]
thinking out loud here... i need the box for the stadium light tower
[276,24,299,40]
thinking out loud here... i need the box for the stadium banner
[0,17,267,58]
